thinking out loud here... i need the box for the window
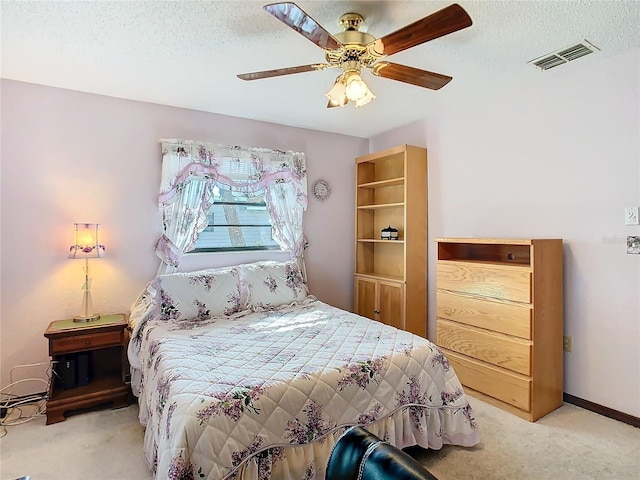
[156,139,306,272]
[189,185,280,253]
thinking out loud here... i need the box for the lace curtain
[155,139,307,274]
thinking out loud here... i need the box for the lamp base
[73,313,101,323]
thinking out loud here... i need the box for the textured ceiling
[2,0,639,138]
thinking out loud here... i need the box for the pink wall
[0,79,367,392]
[370,48,640,417]
[2,47,638,418]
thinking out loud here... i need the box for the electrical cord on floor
[0,362,52,437]
[0,398,48,437]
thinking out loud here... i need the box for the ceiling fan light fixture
[326,71,374,107]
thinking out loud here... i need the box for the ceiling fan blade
[370,3,472,57]
[264,2,343,51]
[371,62,452,90]
[238,63,329,81]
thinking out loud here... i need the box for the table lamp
[68,223,105,322]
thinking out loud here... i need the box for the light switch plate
[625,207,639,226]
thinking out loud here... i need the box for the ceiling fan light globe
[325,79,346,100]
[345,74,368,101]
[328,97,348,107]
[355,88,375,107]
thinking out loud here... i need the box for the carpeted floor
[1,396,638,480]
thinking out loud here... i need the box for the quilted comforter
[129,299,480,480]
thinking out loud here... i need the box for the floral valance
[159,139,307,206]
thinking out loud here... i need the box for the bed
[128,260,480,480]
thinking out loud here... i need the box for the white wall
[370,48,640,417]
[0,80,366,392]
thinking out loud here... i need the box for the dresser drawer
[49,330,124,355]
[437,262,531,303]
[436,291,532,339]
[444,349,531,411]
[437,319,531,375]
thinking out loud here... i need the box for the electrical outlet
[563,336,572,352]
[625,207,639,226]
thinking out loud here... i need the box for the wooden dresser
[435,238,563,421]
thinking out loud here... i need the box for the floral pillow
[240,260,308,311]
[157,267,244,321]
[128,279,159,330]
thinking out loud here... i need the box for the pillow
[157,267,243,321]
[240,260,308,310]
[128,279,159,330]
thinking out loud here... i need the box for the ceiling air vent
[528,40,599,71]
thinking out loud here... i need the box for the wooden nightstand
[44,313,131,424]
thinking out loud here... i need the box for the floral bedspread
[128,299,480,480]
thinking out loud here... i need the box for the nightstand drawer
[49,330,124,355]
[437,319,531,375]
[437,262,531,303]
[436,291,532,339]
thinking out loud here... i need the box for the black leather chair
[326,426,438,480]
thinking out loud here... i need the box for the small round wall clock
[312,178,332,202]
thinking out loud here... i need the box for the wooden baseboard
[563,393,639,428]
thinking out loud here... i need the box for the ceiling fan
[237,2,472,108]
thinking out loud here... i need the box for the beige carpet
[1,397,638,480]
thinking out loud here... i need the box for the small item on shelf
[381,225,399,240]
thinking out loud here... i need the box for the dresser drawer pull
[85,340,91,345]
